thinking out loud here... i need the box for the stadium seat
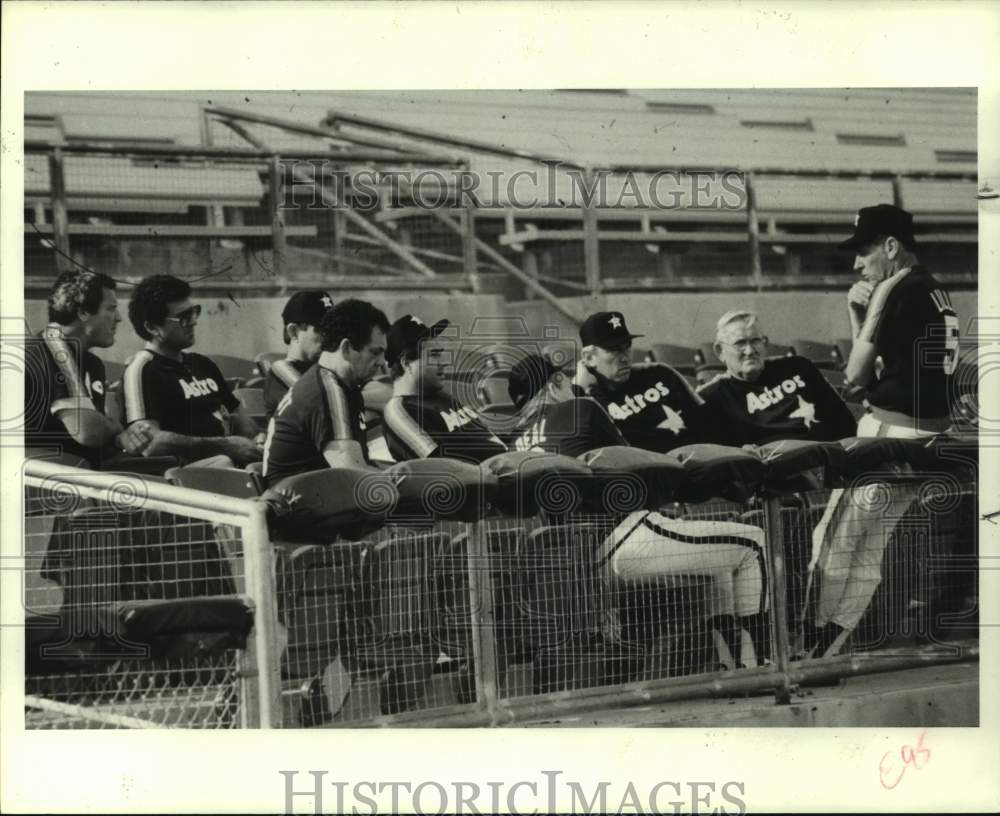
[234,387,267,424]
[631,348,653,364]
[650,343,699,374]
[165,465,265,498]
[832,338,853,369]
[102,360,125,384]
[255,351,284,378]
[104,385,123,424]
[791,339,838,370]
[766,342,795,359]
[207,354,257,385]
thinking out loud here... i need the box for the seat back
[165,465,265,498]
[255,351,284,377]
[792,339,838,369]
[234,388,267,423]
[650,343,698,374]
[208,354,257,385]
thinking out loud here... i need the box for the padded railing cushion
[579,446,689,512]
[480,450,595,518]
[385,457,498,522]
[667,444,768,503]
[750,439,848,489]
[268,468,399,542]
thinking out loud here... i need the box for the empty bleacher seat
[234,388,267,424]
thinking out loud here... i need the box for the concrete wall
[25,288,978,365]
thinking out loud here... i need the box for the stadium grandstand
[20,89,980,730]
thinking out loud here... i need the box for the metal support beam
[582,169,602,297]
[47,148,71,273]
[430,210,584,326]
[268,154,287,291]
[745,172,764,292]
[216,117,439,279]
[462,205,481,293]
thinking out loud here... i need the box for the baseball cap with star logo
[579,311,644,349]
[386,314,451,365]
[838,204,916,251]
[282,290,335,326]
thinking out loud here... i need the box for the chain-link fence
[22,455,978,729]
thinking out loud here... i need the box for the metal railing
[20,458,978,728]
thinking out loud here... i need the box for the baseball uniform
[263,358,312,419]
[699,356,857,445]
[263,357,369,483]
[24,323,108,466]
[382,391,507,465]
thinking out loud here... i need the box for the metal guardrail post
[745,172,763,291]
[891,175,904,209]
[269,154,288,292]
[462,206,481,294]
[763,493,794,704]
[583,168,602,297]
[243,504,283,728]
[466,520,500,722]
[47,148,72,273]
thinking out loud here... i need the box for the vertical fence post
[891,175,904,209]
[466,520,500,722]
[462,206,481,294]
[745,172,763,292]
[763,493,794,704]
[583,168,602,297]
[243,505,283,728]
[48,148,72,274]
[269,155,288,293]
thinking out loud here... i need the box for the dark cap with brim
[579,311,643,349]
[839,204,916,251]
[386,314,450,366]
[507,352,570,410]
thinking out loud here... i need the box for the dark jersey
[263,358,312,419]
[698,356,857,445]
[382,391,507,465]
[859,265,958,419]
[24,324,107,466]
[263,361,369,483]
[123,348,239,437]
[512,390,627,458]
[587,362,713,453]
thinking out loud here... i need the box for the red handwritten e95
[880,729,931,790]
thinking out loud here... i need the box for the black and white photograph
[2,2,998,815]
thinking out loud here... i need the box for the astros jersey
[263,362,369,482]
[382,391,507,464]
[588,362,711,453]
[124,348,238,437]
[512,390,627,458]
[24,324,108,466]
[263,357,312,419]
[859,265,958,419]
[698,356,857,445]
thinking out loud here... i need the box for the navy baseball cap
[282,290,335,325]
[839,204,916,251]
[579,311,643,349]
[386,314,450,365]
[507,352,569,410]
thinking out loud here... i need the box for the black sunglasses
[164,305,202,327]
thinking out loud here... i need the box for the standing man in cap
[381,314,507,464]
[841,203,959,436]
[264,290,392,422]
[575,310,714,453]
[803,204,960,659]
[262,298,389,481]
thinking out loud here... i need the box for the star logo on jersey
[321,295,333,309]
[656,404,686,434]
[608,315,622,330]
[788,395,819,429]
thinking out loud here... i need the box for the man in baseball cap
[577,310,714,452]
[263,290,335,419]
[381,315,507,464]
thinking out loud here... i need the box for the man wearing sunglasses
[698,310,856,445]
[123,275,262,465]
